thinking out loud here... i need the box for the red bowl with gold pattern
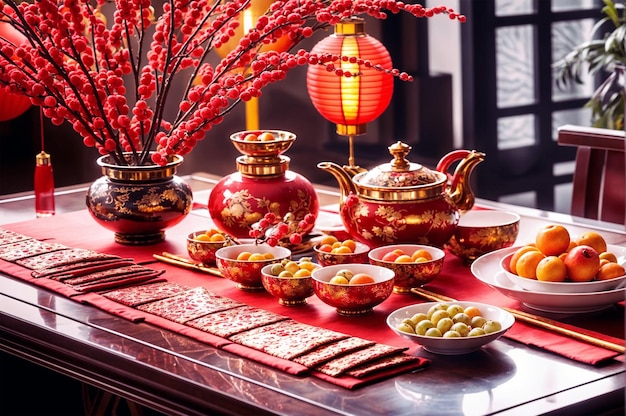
[186,230,234,265]
[311,264,394,315]
[368,244,445,294]
[313,241,371,267]
[444,210,520,263]
[261,262,319,306]
[215,244,291,291]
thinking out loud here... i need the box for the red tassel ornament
[34,150,55,217]
[34,108,54,217]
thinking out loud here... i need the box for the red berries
[0,0,464,167]
[250,211,316,247]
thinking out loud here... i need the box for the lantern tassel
[34,109,55,217]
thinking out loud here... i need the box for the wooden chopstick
[410,287,455,303]
[499,307,625,353]
[153,252,223,277]
[410,287,625,354]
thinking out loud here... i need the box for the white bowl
[386,301,514,355]
[500,248,626,293]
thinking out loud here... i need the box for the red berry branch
[0,0,464,166]
[249,211,316,246]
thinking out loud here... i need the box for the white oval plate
[471,246,626,313]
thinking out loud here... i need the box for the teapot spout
[437,150,486,212]
[317,161,359,204]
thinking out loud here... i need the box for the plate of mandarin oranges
[500,225,626,293]
[472,224,626,313]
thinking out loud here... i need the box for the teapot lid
[354,141,444,188]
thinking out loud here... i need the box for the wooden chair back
[557,124,625,224]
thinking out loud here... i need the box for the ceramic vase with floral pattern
[86,153,193,245]
[208,131,319,239]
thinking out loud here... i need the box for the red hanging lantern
[0,21,32,122]
[0,89,31,122]
[306,17,393,144]
[210,0,293,130]
[215,0,293,59]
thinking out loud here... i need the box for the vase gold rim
[97,153,184,181]
[236,155,289,177]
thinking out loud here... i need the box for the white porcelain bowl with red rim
[445,210,520,263]
[215,244,291,291]
[311,263,394,315]
[387,301,514,355]
[368,244,445,293]
[313,241,371,267]
[261,263,318,306]
[500,249,626,293]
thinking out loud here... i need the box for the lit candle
[243,9,259,130]
[246,97,259,130]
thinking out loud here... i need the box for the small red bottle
[35,151,55,217]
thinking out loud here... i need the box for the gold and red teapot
[318,142,485,248]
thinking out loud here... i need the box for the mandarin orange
[349,273,376,285]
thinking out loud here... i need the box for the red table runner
[0,208,623,385]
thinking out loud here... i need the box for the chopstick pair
[153,252,223,277]
[410,287,625,354]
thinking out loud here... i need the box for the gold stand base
[114,231,165,245]
[336,307,373,316]
[279,298,309,306]
[236,283,266,291]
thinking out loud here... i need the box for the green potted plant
[554,0,626,130]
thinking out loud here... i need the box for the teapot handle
[436,149,472,186]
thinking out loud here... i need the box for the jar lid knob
[389,141,411,171]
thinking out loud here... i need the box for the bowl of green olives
[386,301,514,355]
